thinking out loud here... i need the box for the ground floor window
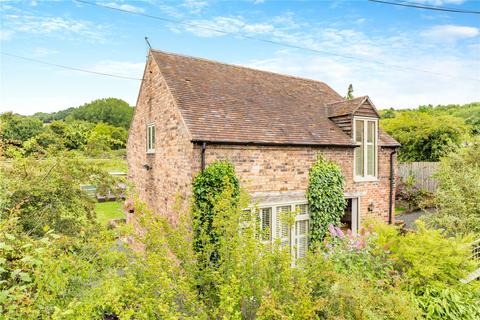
[256,203,310,259]
[250,197,360,260]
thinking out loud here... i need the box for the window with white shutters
[259,207,272,242]
[276,206,291,249]
[354,117,377,180]
[255,202,310,260]
[294,204,309,260]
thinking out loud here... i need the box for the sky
[0,0,479,115]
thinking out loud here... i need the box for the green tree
[0,155,118,237]
[381,111,468,162]
[345,84,354,100]
[422,142,480,236]
[0,112,44,143]
[68,98,134,129]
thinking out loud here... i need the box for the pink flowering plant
[323,224,399,283]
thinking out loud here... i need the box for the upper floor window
[146,123,156,153]
[354,118,377,180]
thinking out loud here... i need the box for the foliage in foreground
[1,159,479,319]
[422,142,480,237]
[0,155,120,237]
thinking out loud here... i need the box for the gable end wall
[127,55,194,221]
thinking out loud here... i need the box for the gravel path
[397,209,433,229]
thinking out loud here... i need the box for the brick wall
[192,144,397,223]
[127,55,398,226]
[127,54,194,222]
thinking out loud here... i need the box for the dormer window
[354,117,377,180]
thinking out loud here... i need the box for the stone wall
[192,144,397,223]
[127,54,194,222]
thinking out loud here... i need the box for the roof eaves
[191,139,357,148]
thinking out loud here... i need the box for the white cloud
[182,0,208,14]
[246,50,479,109]
[253,0,265,4]
[243,23,275,34]
[88,60,145,78]
[422,24,480,43]
[183,16,276,37]
[101,2,145,13]
[1,14,107,42]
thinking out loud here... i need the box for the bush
[307,156,346,246]
[422,142,480,237]
[0,155,119,237]
[381,112,468,162]
[396,175,429,212]
[374,221,480,320]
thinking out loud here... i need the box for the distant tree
[0,112,44,143]
[381,112,468,162]
[68,98,134,129]
[85,123,128,155]
[33,107,75,123]
[380,108,396,119]
[345,84,354,100]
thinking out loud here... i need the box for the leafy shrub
[192,161,240,266]
[307,155,346,246]
[0,155,119,237]
[381,111,468,162]
[374,221,480,320]
[396,175,429,212]
[422,142,480,236]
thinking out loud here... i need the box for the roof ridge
[326,95,368,106]
[150,48,340,94]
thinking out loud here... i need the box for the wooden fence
[398,162,439,193]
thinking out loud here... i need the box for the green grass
[95,201,125,225]
[396,206,407,215]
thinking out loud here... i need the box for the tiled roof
[327,96,368,118]
[151,50,398,147]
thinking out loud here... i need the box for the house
[127,49,400,255]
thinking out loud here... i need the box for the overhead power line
[1,52,143,80]
[75,0,479,82]
[369,0,480,15]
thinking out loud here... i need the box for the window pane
[355,146,364,176]
[151,126,156,146]
[276,206,290,239]
[355,120,364,143]
[295,220,308,259]
[261,208,272,241]
[367,144,375,176]
[367,121,375,143]
[296,204,308,215]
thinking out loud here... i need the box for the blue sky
[1,0,479,115]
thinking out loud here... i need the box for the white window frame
[146,123,156,154]
[353,117,378,182]
[254,200,310,260]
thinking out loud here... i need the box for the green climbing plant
[307,155,347,247]
[192,161,240,267]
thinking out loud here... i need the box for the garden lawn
[95,201,124,225]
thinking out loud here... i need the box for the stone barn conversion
[127,49,400,252]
